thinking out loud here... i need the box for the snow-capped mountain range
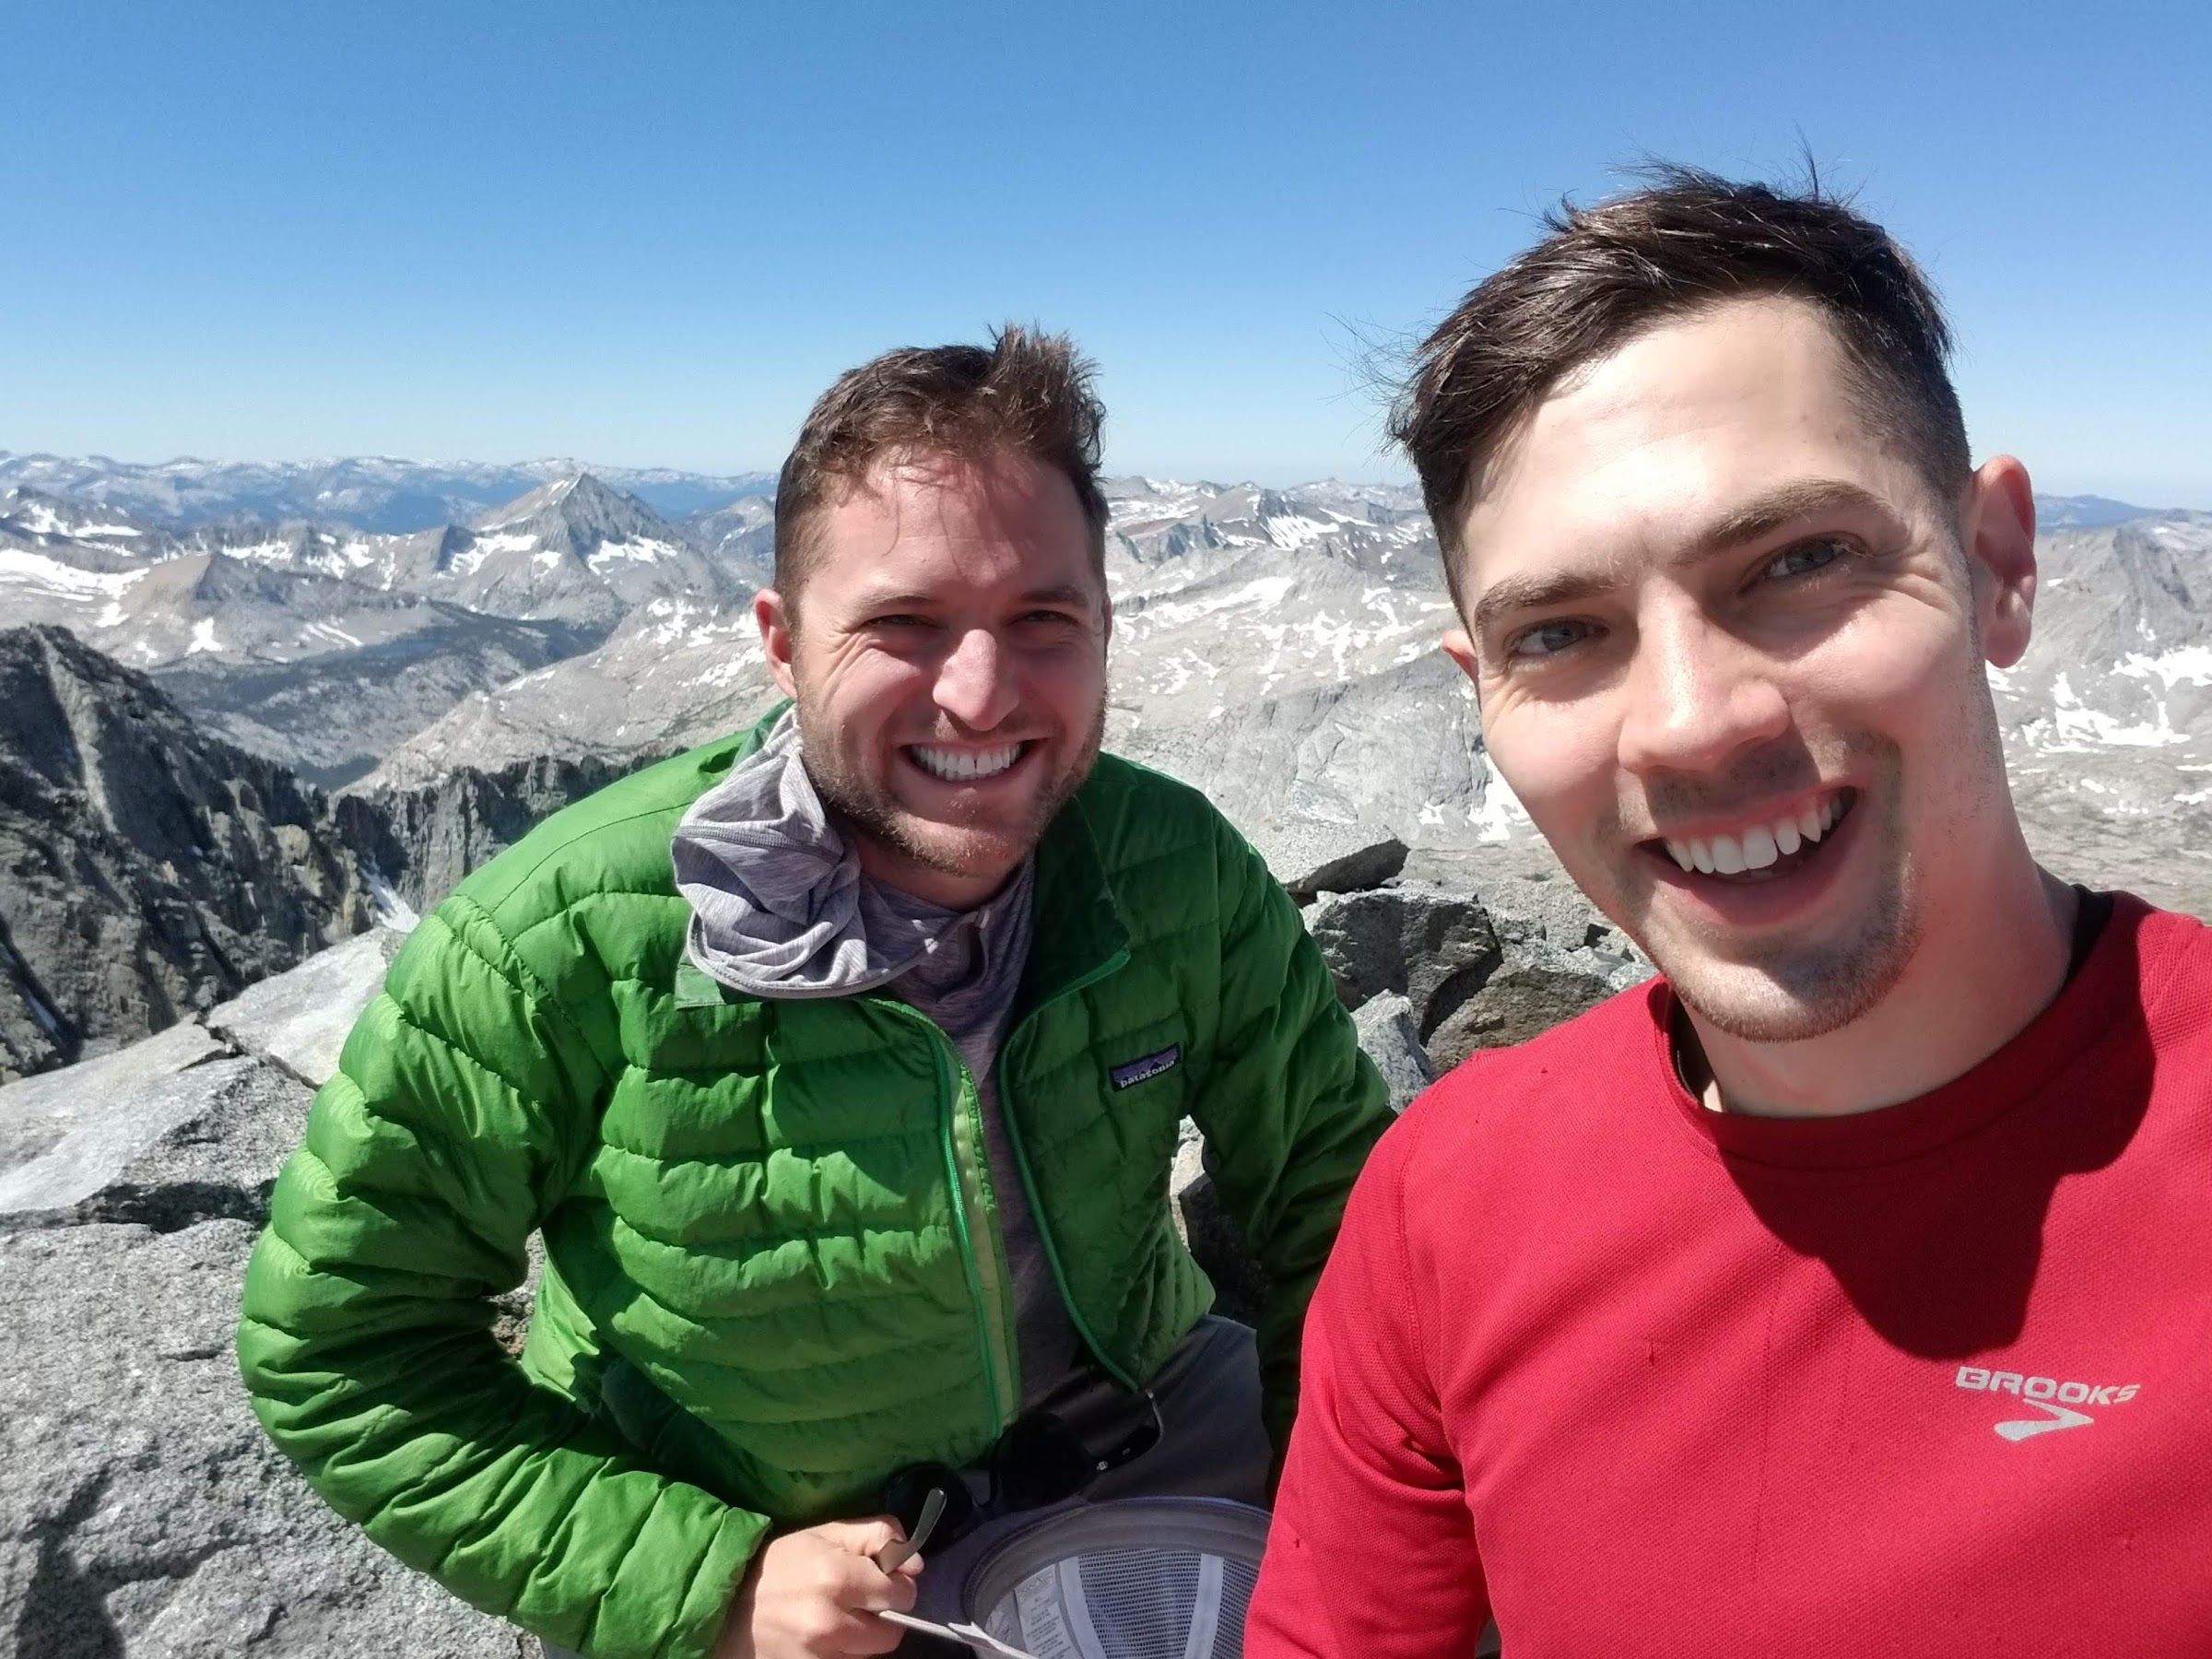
[0,452,772,533]
[0,469,750,780]
[3,453,2207,914]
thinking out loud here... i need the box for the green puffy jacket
[237,713,1388,1659]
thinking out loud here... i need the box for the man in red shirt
[1248,170,2212,1656]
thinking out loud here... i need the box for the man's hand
[716,1519,924,1659]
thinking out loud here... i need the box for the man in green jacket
[237,327,1390,1659]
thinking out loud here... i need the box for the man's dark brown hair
[772,324,1110,602]
[1395,166,1971,604]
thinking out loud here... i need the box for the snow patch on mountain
[0,548,146,604]
[2115,643,2212,689]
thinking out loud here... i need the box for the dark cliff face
[0,624,665,1083]
[0,626,376,1081]
[334,749,659,912]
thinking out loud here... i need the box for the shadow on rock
[20,1474,125,1659]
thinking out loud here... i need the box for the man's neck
[1677,846,2080,1119]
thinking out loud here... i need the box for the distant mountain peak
[2036,493,2161,530]
[470,471,671,548]
[560,471,619,506]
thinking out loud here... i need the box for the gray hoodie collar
[671,710,1029,1000]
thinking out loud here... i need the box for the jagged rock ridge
[0,627,377,1083]
[336,750,664,912]
[1989,512,2212,915]
[0,629,653,1083]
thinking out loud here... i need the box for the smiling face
[756,448,1111,909]
[1445,297,2037,1043]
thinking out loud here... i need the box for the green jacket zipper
[996,946,1142,1392]
[879,1001,1019,1435]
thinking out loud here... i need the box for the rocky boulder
[1306,884,1502,1041]
[1422,943,1632,1073]
[1269,831,1408,907]
[1314,848,1654,1075]
[1350,992,1434,1114]
[0,1220,530,1659]
[202,931,401,1088]
[1417,856,1652,1070]
[0,921,531,1655]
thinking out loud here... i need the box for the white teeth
[1670,796,1841,879]
[910,743,1023,782]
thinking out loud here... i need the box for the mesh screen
[1081,1548,1202,1659]
[980,1547,1253,1659]
[1210,1560,1258,1659]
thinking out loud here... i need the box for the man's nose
[933,627,1020,731]
[1615,604,1791,779]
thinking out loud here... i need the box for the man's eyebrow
[1470,570,1614,642]
[1699,478,1892,553]
[844,583,1097,612]
[1012,583,1095,608]
[846,589,943,613]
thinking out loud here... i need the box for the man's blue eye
[1766,538,1844,580]
[1510,619,1594,659]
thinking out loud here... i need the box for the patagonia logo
[1110,1045,1181,1090]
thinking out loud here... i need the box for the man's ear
[1961,455,2038,671]
[1441,625,1480,685]
[755,588,800,700]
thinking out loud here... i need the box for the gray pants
[539,1318,1268,1658]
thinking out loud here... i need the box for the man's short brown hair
[1394,167,1971,604]
[772,325,1110,601]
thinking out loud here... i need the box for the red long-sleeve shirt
[1252,894,2212,1658]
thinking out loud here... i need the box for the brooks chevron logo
[1955,1366,2140,1441]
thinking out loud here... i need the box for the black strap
[2066,886,2113,982]
[881,1371,1163,1547]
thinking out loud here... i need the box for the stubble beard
[1610,734,1925,1044]
[1661,846,1923,1044]
[798,696,1108,889]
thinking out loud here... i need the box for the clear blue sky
[6,0,2209,504]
